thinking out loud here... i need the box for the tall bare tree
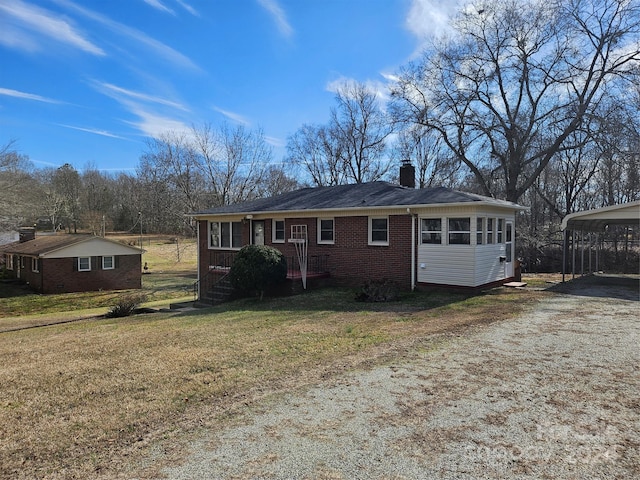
[286,124,346,186]
[391,0,640,202]
[192,123,272,206]
[0,140,35,230]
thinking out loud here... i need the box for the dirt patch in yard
[159,277,639,479]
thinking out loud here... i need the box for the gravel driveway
[161,278,639,479]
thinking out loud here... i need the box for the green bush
[106,293,148,318]
[229,245,287,300]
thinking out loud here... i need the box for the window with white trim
[448,217,471,245]
[209,221,242,249]
[421,218,442,244]
[78,256,91,271]
[31,257,40,273]
[317,218,334,244]
[102,255,115,270]
[369,217,389,245]
[497,219,504,243]
[487,218,494,244]
[272,219,285,243]
[476,217,484,245]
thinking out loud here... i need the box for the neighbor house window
[317,218,334,244]
[448,218,471,245]
[6,255,13,270]
[497,219,504,243]
[209,221,242,249]
[78,256,91,272]
[102,255,115,270]
[476,218,484,245]
[421,218,442,244]
[31,257,40,273]
[272,219,285,243]
[487,218,494,244]
[369,217,389,245]
[20,256,25,269]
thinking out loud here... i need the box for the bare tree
[331,81,394,183]
[396,125,461,188]
[286,124,346,186]
[0,140,35,230]
[192,123,272,206]
[391,0,640,202]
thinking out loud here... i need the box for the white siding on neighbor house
[42,238,142,258]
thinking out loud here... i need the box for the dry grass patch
[0,286,546,479]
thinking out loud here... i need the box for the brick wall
[199,215,415,290]
[23,255,142,294]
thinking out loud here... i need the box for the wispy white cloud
[0,87,62,104]
[142,0,175,15]
[0,0,105,55]
[213,106,251,126]
[264,135,285,148]
[405,0,467,53]
[57,124,127,140]
[92,81,190,112]
[124,106,191,139]
[52,0,200,71]
[176,0,199,17]
[325,76,391,103]
[256,0,294,38]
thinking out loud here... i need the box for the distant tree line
[1,0,638,272]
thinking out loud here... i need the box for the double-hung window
[448,218,471,245]
[487,218,494,244]
[421,218,442,244]
[318,218,334,244]
[32,257,40,273]
[102,256,115,270]
[272,220,285,243]
[78,256,91,272]
[210,221,242,249]
[497,219,504,243]
[6,255,13,270]
[476,218,484,245]
[369,217,389,245]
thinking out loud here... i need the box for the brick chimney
[19,227,36,243]
[399,161,415,188]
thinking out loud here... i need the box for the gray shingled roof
[191,182,524,216]
[1,235,142,256]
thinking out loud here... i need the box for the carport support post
[581,230,585,276]
[562,229,567,283]
[572,230,576,280]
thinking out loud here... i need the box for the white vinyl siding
[417,211,514,287]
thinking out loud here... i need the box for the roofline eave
[189,200,527,220]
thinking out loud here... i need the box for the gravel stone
[161,280,639,480]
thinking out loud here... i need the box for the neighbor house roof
[1,234,143,257]
[561,200,640,232]
[191,182,526,217]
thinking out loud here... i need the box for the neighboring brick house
[1,229,143,293]
[190,167,526,304]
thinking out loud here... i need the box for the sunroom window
[448,218,471,245]
[421,218,442,244]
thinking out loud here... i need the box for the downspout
[409,209,416,291]
[196,219,201,301]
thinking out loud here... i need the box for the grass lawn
[0,285,547,480]
[0,236,197,320]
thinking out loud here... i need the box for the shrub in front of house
[229,245,287,300]
[355,278,400,302]
[106,293,148,318]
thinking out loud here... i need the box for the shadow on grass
[182,285,503,317]
[547,274,639,301]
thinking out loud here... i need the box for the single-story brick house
[190,168,526,303]
[1,229,143,293]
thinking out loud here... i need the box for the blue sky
[0,0,464,173]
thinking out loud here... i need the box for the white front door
[505,221,514,278]
[253,220,265,245]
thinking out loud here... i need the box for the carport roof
[561,200,640,232]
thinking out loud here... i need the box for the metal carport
[561,200,640,281]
